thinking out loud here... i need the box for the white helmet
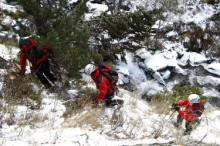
[85,64,95,74]
[188,94,200,103]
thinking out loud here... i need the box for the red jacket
[176,99,204,120]
[20,44,51,73]
[91,66,117,101]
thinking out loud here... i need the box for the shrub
[100,11,155,39]
[153,84,208,103]
[180,22,215,53]
[143,37,164,51]
[204,0,218,5]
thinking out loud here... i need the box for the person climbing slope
[172,94,204,134]
[19,38,57,88]
[85,64,123,107]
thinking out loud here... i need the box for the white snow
[144,53,178,71]
[205,63,220,76]
[0,44,20,61]
[0,82,2,90]
[1,0,220,145]
[196,76,220,86]
[85,1,108,20]
[166,31,178,37]
[178,52,208,66]
[68,0,78,3]
[116,51,147,84]
[191,109,220,144]
[1,16,13,26]
[179,3,217,29]
[67,89,78,99]
[0,0,18,12]
[203,87,220,98]
[136,48,152,59]
[0,69,7,75]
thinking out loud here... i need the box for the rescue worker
[19,38,57,88]
[84,64,123,107]
[172,94,204,134]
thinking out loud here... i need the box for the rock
[205,63,220,76]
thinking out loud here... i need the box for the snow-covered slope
[0,0,220,145]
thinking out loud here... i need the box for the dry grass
[17,113,42,127]
[0,102,16,126]
[63,87,99,118]
[63,87,111,129]
[71,108,103,129]
[1,73,42,106]
[150,101,171,115]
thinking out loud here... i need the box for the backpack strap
[96,75,102,89]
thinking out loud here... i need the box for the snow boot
[183,128,192,135]
[108,99,124,107]
[173,122,179,128]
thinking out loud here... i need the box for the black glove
[193,110,202,115]
[171,103,180,111]
[174,106,180,111]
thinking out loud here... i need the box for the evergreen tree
[16,0,92,78]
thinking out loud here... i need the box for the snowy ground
[0,44,220,145]
[1,0,220,145]
[0,82,220,145]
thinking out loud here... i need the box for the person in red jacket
[19,38,57,88]
[172,94,204,134]
[84,64,123,107]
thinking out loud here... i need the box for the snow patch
[67,89,78,99]
[0,1,18,12]
[205,63,220,76]
[0,45,19,61]
[203,87,220,98]
[197,76,220,86]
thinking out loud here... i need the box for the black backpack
[98,64,118,84]
[19,38,43,63]
[27,47,43,61]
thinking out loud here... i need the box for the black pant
[176,114,198,133]
[35,59,56,87]
[104,89,123,107]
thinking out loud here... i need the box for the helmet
[188,94,200,103]
[85,64,95,74]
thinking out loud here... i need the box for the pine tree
[17,0,92,78]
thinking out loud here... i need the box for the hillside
[0,0,220,145]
